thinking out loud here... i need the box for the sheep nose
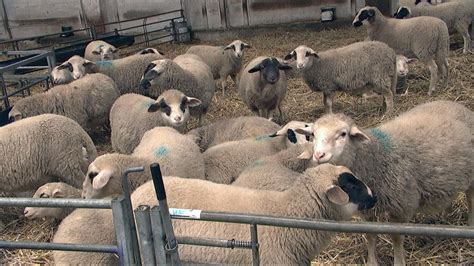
[297,64,304,69]
[314,151,325,160]
[140,79,151,90]
[174,116,182,122]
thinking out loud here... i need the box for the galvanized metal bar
[0,197,111,208]
[135,205,156,265]
[250,224,260,266]
[95,9,183,27]
[0,52,53,73]
[111,197,134,266]
[0,28,91,45]
[121,167,144,265]
[150,163,181,265]
[171,211,474,239]
[0,241,118,253]
[150,206,167,265]
[0,74,8,108]
[5,50,54,56]
[0,77,48,100]
[176,236,252,249]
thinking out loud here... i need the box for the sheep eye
[305,135,311,141]
[88,172,98,181]
[40,193,49,198]
[340,132,347,138]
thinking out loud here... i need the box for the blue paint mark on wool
[255,134,272,141]
[369,128,392,151]
[154,146,170,157]
[96,60,113,68]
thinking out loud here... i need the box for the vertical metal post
[250,224,260,266]
[135,205,156,265]
[150,163,181,265]
[111,198,135,266]
[0,74,9,109]
[150,206,168,265]
[121,167,145,265]
[143,17,149,46]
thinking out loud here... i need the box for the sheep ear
[297,150,313,160]
[278,63,292,71]
[148,102,160,113]
[367,9,375,17]
[57,62,72,71]
[52,188,64,198]
[92,169,114,190]
[326,185,349,205]
[306,51,319,58]
[294,127,313,137]
[350,126,370,143]
[91,45,103,55]
[224,44,235,51]
[112,47,119,53]
[284,51,295,61]
[406,58,417,64]
[248,64,262,73]
[186,97,201,107]
[242,42,252,48]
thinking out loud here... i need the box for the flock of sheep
[1,0,473,264]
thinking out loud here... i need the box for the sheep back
[186,45,242,79]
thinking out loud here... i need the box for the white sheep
[238,56,292,120]
[53,207,117,265]
[0,114,97,192]
[353,6,450,96]
[83,127,205,199]
[9,73,120,135]
[186,40,252,96]
[284,42,397,114]
[110,90,201,154]
[23,182,81,220]
[203,125,311,184]
[134,47,165,56]
[394,0,473,53]
[51,65,74,85]
[131,164,376,264]
[139,54,216,124]
[84,40,119,61]
[57,53,164,94]
[295,100,474,265]
[187,116,280,151]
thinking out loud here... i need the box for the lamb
[395,55,417,93]
[284,42,397,114]
[238,57,292,120]
[23,182,81,220]
[131,164,377,264]
[57,53,164,94]
[9,73,120,135]
[51,65,74,85]
[394,0,473,53]
[232,142,315,190]
[0,114,97,192]
[295,100,474,265]
[110,90,201,154]
[187,116,280,151]
[186,40,251,96]
[203,125,311,184]
[83,127,205,199]
[353,6,450,96]
[139,54,216,124]
[84,40,119,61]
[52,207,118,265]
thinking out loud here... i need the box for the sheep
[84,40,119,61]
[52,207,117,265]
[0,114,97,192]
[186,40,252,96]
[9,73,120,135]
[203,125,311,184]
[139,54,216,125]
[295,101,474,265]
[187,116,280,151]
[83,127,205,199]
[353,6,450,96]
[23,182,81,220]
[51,65,74,85]
[284,42,397,114]
[131,164,376,264]
[57,53,164,94]
[394,0,473,53]
[110,90,201,154]
[395,55,417,93]
[232,142,315,190]
[134,47,165,56]
[238,57,292,120]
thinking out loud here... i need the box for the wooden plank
[183,0,208,30]
[206,0,224,30]
[225,0,246,28]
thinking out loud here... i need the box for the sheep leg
[457,23,472,54]
[277,104,285,121]
[467,185,474,226]
[366,234,379,266]
[427,60,438,96]
[323,91,335,114]
[435,56,449,90]
[392,234,406,266]
[220,77,227,97]
[381,87,394,115]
